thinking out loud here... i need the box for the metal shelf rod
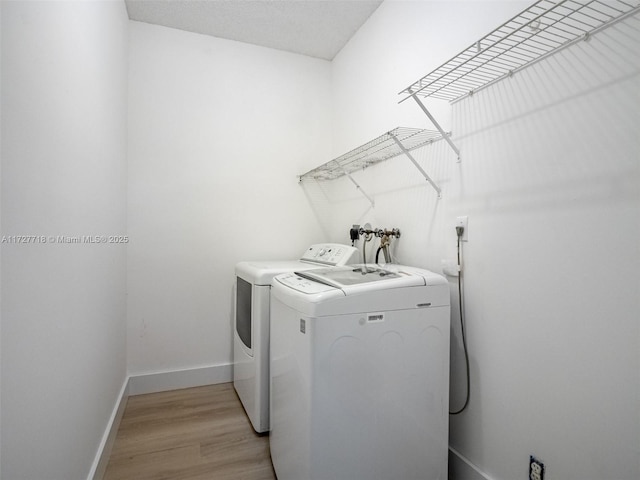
[342,167,375,208]
[409,93,461,160]
[391,135,442,198]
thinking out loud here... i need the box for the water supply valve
[374,228,401,239]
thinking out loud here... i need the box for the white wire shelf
[299,127,445,181]
[399,0,640,103]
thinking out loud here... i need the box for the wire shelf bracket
[390,134,442,197]
[343,166,376,208]
[408,91,461,162]
[299,127,446,200]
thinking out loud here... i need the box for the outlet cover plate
[456,216,468,241]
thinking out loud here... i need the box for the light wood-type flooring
[103,383,276,480]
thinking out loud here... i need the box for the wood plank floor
[103,383,276,480]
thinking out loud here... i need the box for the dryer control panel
[300,244,358,266]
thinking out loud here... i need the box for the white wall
[126,22,330,377]
[0,1,129,479]
[0,2,3,476]
[323,1,640,479]
[2,2,637,479]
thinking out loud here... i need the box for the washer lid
[293,265,425,294]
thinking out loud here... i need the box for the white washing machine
[234,244,358,433]
[269,265,451,480]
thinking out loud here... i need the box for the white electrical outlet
[456,216,468,242]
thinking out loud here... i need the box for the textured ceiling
[124,0,384,60]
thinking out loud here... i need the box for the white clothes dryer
[234,244,358,433]
[269,265,451,480]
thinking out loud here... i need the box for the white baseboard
[449,447,494,480]
[88,378,129,480]
[128,363,232,396]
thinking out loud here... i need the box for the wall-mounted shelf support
[408,90,461,161]
[390,134,442,197]
[299,127,446,199]
[341,166,375,207]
